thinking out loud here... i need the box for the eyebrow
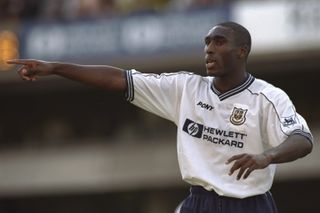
[204,35,227,42]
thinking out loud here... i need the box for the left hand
[226,153,272,180]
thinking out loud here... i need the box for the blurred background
[0,0,319,212]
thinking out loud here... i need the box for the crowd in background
[0,0,229,22]
[0,0,229,146]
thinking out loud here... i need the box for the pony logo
[230,107,248,126]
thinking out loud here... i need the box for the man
[7,22,313,213]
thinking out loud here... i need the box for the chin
[206,69,220,77]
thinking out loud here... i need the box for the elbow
[301,138,313,157]
[305,141,313,155]
[295,133,314,157]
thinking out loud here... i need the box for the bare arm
[7,59,126,91]
[226,134,313,180]
[263,134,312,163]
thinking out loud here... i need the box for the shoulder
[130,69,205,82]
[130,69,195,77]
[248,78,290,103]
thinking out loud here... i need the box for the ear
[237,45,248,59]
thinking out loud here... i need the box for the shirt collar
[211,73,255,101]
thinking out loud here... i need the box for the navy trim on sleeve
[124,70,134,102]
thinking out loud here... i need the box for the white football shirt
[125,69,313,198]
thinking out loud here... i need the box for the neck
[213,69,248,93]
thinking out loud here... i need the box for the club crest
[230,107,248,125]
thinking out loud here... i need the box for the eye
[204,37,211,45]
[214,38,225,46]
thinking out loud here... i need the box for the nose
[205,41,215,55]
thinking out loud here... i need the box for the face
[204,26,240,77]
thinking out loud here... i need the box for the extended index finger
[6,59,34,65]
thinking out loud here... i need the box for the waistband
[190,186,269,199]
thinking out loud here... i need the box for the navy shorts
[179,186,278,213]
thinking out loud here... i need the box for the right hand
[6,59,54,81]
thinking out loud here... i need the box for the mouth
[206,59,217,70]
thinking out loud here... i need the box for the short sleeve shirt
[125,70,313,198]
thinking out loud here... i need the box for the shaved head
[216,22,252,57]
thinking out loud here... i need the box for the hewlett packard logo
[182,118,247,148]
[183,118,203,138]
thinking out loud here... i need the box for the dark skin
[5,60,126,91]
[204,26,248,93]
[7,25,312,181]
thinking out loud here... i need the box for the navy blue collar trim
[211,74,255,101]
